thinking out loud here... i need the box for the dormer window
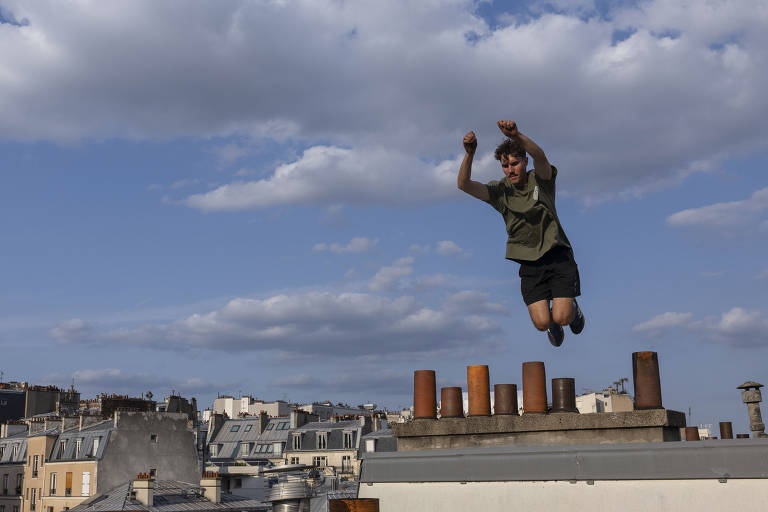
[230,425,240,432]
[57,440,67,458]
[292,434,301,450]
[317,432,327,450]
[343,432,354,449]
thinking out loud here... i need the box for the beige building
[576,390,633,414]
[0,426,27,512]
[211,397,292,419]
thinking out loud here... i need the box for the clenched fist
[497,120,518,138]
[463,131,477,154]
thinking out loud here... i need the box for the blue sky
[1,0,767,435]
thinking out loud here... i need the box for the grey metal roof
[209,418,291,461]
[361,428,392,439]
[0,436,27,464]
[71,480,268,512]
[294,421,360,432]
[29,426,61,437]
[48,427,111,462]
[289,422,361,452]
[360,439,768,483]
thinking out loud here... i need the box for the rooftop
[71,480,267,512]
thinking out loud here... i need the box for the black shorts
[517,245,581,306]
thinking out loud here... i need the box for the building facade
[21,412,199,512]
[0,427,27,512]
[284,418,372,478]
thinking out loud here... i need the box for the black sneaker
[547,322,564,347]
[570,299,585,335]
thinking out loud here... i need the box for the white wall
[359,480,768,512]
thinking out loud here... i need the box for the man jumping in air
[457,120,584,346]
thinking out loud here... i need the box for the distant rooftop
[71,480,267,512]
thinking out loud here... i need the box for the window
[1,504,5,512]
[277,422,289,430]
[150,434,158,443]
[244,425,252,432]
[13,507,19,512]
[343,432,354,449]
[91,437,100,456]
[290,457,299,465]
[209,444,218,457]
[0,446,4,459]
[11,445,16,459]
[292,434,301,450]
[82,472,90,497]
[3,473,7,494]
[312,456,327,467]
[265,423,274,430]
[57,440,67,458]
[266,444,273,453]
[75,439,82,458]
[230,425,240,432]
[33,455,39,477]
[149,469,156,478]
[65,472,72,496]
[15,474,22,494]
[317,433,327,450]
[365,439,376,453]
[47,507,53,512]
[50,473,57,495]
[30,488,36,511]
[273,442,283,457]
[342,455,352,472]
[239,443,250,457]
[234,479,242,489]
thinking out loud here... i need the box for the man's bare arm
[457,131,490,201]
[497,120,553,180]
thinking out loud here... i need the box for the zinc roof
[71,480,267,512]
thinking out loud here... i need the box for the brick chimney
[257,411,269,434]
[133,473,155,506]
[200,472,221,503]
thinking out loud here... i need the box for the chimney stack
[522,362,547,414]
[493,384,518,415]
[719,422,734,440]
[439,387,463,418]
[133,473,155,506]
[632,351,663,409]
[551,378,578,413]
[737,381,767,438]
[467,365,491,416]
[200,472,222,503]
[413,371,437,419]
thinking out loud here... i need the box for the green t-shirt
[485,165,571,262]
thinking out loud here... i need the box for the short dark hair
[494,138,526,160]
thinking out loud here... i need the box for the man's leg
[551,298,574,326]
[527,300,551,331]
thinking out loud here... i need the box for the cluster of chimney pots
[413,351,744,440]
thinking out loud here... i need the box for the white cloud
[634,307,768,348]
[49,289,502,358]
[633,312,693,332]
[1,1,766,204]
[44,368,217,396]
[368,257,414,291]
[435,240,470,258]
[170,178,201,189]
[313,237,379,254]
[666,187,768,231]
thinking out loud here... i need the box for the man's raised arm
[497,120,553,180]
[457,130,490,201]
